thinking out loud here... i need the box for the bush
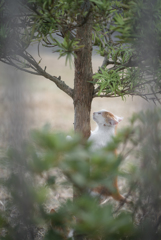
[0,109,161,240]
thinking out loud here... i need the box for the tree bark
[74,11,94,139]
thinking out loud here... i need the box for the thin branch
[19,51,74,98]
[93,90,161,102]
[151,86,161,105]
[101,55,111,69]
[93,93,120,98]
[11,57,38,72]
[0,59,40,76]
[113,184,135,214]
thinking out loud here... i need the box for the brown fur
[102,111,116,123]
[92,179,125,202]
[102,111,114,119]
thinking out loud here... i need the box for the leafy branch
[51,34,84,68]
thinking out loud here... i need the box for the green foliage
[1,109,161,239]
[51,34,84,68]
[26,0,124,68]
[92,65,144,99]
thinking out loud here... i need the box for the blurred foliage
[1,109,161,239]
[105,0,161,101]
[114,0,161,65]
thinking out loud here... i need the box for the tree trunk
[74,11,94,139]
[73,11,94,240]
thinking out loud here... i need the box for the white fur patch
[88,110,123,151]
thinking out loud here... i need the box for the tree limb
[17,51,74,98]
[0,59,40,76]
